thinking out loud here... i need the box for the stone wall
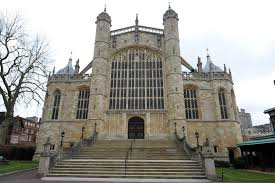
[111,31,163,51]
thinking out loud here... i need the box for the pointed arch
[51,90,61,120]
[218,88,228,119]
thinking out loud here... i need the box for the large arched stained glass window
[109,47,164,110]
[51,90,61,120]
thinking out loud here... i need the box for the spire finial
[104,4,106,12]
[135,13,139,26]
[70,51,72,60]
[224,64,227,72]
[206,48,209,56]
[168,1,171,9]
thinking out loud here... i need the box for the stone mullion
[144,54,148,110]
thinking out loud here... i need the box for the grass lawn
[0,161,38,175]
[216,167,275,182]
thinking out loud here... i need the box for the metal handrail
[49,148,63,169]
[49,131,98,170]
[125,139,134,175]
[70,131,98,158]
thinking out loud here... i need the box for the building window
[51,90,61,120]
[50,144,55,151]
[76,89,90,119]
[184,88,199,119]
[218,88,228,119]
[109,48,164,110]
[214,146,218,153]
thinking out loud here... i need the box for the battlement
[182,71,233,83]
[111,25,164,36]
[48,74,91,83]
[106,109,168,114]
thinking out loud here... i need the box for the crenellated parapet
[48,74,91,84]
[182,71,233,83]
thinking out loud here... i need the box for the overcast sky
[1,0,275,125]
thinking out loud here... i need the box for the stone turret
[90,7,111,135]
[163,6,186,136]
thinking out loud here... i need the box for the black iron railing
[125,139,134,175]
[70,131,98,158]
[49,131,98,169]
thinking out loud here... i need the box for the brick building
[0,112,40,145]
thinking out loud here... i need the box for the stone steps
[52,165,201,170]
[72,156,190,160]
[47,140,206,179]
[47,173,207,179]
[49,170,205,175]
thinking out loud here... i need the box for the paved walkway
[0,170,211,183]
[0,169,262,183]
[0,169,76,183]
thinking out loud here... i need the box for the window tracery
[218,88,228,119]
[51,90,61,120]
[109,47,164,110]
[76,89,90,119]
[184,87,199,119]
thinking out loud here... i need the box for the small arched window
[184,87,199,119]
[76,89,90,119]
[51,90,61,120]
[218,88,228,119]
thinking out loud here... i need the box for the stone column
[202,138,217,180]
[37,138,51,177]
[203,154,217,181]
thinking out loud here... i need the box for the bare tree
[0,13,50,144]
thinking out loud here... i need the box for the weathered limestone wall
[186,121,242,151]
[34,79,92,160]
[44,79,91,121]
[112,32,163,51]
[182,78,239,122]
[104,112,169,140]
[33,120,96,160]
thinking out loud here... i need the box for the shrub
[232,157,246,169]
[0,145,35,160]
[215,160,231,168]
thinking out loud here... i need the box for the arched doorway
[128,117,144,139]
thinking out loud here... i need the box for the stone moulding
[182,71,233,83]
[111,25,164,36]
[106,109,168,114]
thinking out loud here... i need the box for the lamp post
[174,122,177,133]
[81,126,85,139]
[195,130,199,148]
[94,123,97,133]
[60,130,65,147]
[182,126,185,139]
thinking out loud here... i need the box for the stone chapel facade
[34,7,242,159]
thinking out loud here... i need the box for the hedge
[0,145,35,160]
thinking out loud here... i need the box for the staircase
[47,140,207,179]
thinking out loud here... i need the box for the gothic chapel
[34,6,242,160]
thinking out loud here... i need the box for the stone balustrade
[48,74,91,83]
[111,25,164,36]
[182,71,232,82]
